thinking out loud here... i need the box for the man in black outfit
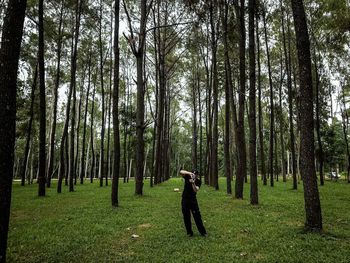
[180,169,207,237]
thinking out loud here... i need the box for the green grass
[7,178,350,263]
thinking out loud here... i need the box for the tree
[262,5,274,187]
[90,80,96,183]
[235,0,247,199]
[210,0,219,190]
[123,0,151,195]
[222,0,232,195]
[99,0,106,188]
[0,1,27,261]
[256,9,266,186]
[291,0,322,231]
[79,52,92,184]
[248,0,258,205]
[68,0,83,192]
[313,48,324,186]
[282,4,297,189]
[112,0,121,207]
[21,64,38,186]
[38,0,46,197]
[47,0,64,188]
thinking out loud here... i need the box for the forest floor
[7,177,350,263]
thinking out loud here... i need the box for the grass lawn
[7,177,350,263]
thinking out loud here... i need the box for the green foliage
[322,119,347,169]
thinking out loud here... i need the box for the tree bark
[278,53,286,182]
[47,1,64,187]
[210,0,219,190]
[135,0,148,195]
[112,0,121,207]
[197,63,203,180]
[90,82,96,183]
[235,0,246,199]
[68,0,83,192]
[286,10,297,189]
[38,0,46,197]
[106,4,113,185]
[263,7,274,187]
[192,73,198,170]
[313,47,324,186]
[21,64,38,186]
[0,0,27,261]
[291,0,322,231]
[123,73,130,183]
[256,11,266,185]
[80,53,92,184]
[248,0,258,205]
[153,1,165,185]
[341,88,350,183]
[99,0,106,187]
[222,0,232,195]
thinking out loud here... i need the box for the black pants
[181,197,207,235]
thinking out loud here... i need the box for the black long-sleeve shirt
[182,176,201,199]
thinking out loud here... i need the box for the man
[179,169,207,237]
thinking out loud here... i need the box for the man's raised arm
[179,169,193,177]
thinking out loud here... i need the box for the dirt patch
[138,223,152,229]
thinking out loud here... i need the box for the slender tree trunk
[47,2,64,187]
[154,4,165,185]
[106,5,113,185]
[123,76,129,183]
[38,0,46,197]
[291,0,322,231]
[134,0,147,195]
[90,82,96,183]
[210,0,219,190]
[197,64,203,179]
[222,0,232,194]
[274,124,279,181]
[313,48,324,186]
[80,53,92,184]
[235,0,246,199]
[341,88,350,183]
[106,71,112,185]
[192,71,198,170]
[263,8,274,187]
[99,0,105,187]
[284,9,297,189]
[278,54,286,182]
[248,0,258,204]
[75,79,84,185]
[200,25,211,185]
[163,91,171,181]
[64,133,69,185]
[112,0,120,207]
[68,0,83,192]
[150,7,158,187]
[21,64,38,186]
[256,12,266,185]
[135,52,145,194]
[0,1,27,260]
[26,143,33,184]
